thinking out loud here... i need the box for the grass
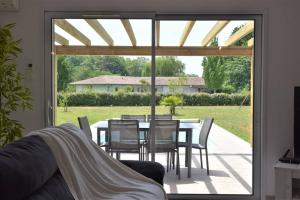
[56,106,252,142]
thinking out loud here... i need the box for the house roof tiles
[70,75,204,86]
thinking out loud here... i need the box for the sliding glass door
[155,17,255,196]
[45,12,261,199]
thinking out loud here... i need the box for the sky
[55,19,249,77]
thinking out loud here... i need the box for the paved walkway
[90,122,252,194]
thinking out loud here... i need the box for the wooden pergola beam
[201,21,229,46]
[248,38,254,47]
[55,46,253,56]
[224,21,254,47]
[121,19,137,46]
[156,21,160,47]
[85,19,114,46]
[179,21,196,47]
[55,33,69,46]
[55,19,91,46]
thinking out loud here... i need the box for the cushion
[0,135,58,200]
[120,160,165,185]
[28,170,74,200]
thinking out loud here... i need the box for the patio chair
[146,115,174,165]
[77,116,109,149]
[121,115,147,159]
[121,115,147,140]
[108,119,141,160]
[174,119,201,170]
[121,115,146,122]
[146,120,180,179]
[147,114,172,122]
[190,118,214,175]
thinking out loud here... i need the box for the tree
[222,25,253,92]
[160,95,183,115]
[140,56,185,77]
[141,62,151,76]
[168,76,188,94]
[57,55,73,91]
[202,38,226,93]
[224,57,251,92]
[126,57,149,76]
[139,79,150,92]
[0,23,32,147]
[100,56,128,75]
[156,56,185,76]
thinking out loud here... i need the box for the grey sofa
[0,135,165,200]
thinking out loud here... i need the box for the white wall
[1,0,300,198]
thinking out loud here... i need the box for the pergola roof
[54,19,254,56]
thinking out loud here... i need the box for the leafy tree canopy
[57,55,186,92]
[201,24,253,93]
[202,38,226,93]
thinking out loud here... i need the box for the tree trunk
[170,106,175,115]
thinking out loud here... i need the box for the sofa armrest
[120,160,165,185]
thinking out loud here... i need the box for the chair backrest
[179,118,200,123]
[150,120,179,151]
[77,116,93,140]
[121,115,146,122]
[147,114,172,122]
[199,118,214,148]
[108,120,140,150]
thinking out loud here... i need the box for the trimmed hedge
[58,92,250,106]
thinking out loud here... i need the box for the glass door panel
[155,18,254,195]
[53,17,153,161]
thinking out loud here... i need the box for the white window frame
[44,12,263,200]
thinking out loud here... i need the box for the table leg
[105,130,108,152]
[187,129,192,178]
[185,131,188,167]
[97,128,100,145]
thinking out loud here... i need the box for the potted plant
[0,23,32,147]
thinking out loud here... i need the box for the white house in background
[70,75,205,94]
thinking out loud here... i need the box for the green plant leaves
[0,23,32,147]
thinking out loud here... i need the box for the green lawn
[56,106,252,142]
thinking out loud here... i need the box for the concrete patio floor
[90,123,252,194]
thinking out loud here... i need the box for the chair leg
[172,151,175,170]
[185,147,188,167]
[199,149,203,169]
[145,148,149,161]
[139,149,142,160]
[142,145,144,161]
[169,152,172,171]
[167,152,169,172]
[205,149,209,175]
[177,150,181,180]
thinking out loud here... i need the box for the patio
[90,122,252,194]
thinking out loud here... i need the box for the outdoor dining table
[94,120,202,178]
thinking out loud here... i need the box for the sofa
[0,135,165,200]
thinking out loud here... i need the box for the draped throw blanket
[28,124,167,200]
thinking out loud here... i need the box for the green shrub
[57,92,250,106]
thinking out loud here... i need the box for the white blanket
[28,123,167,200]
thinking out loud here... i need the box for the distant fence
[57,92,250,107]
